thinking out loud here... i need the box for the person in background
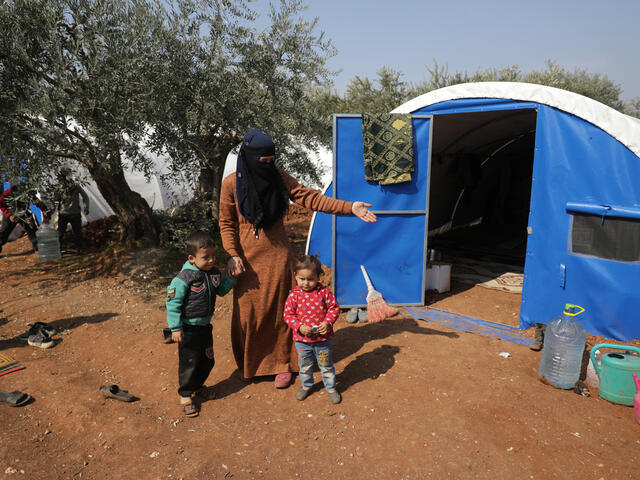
[55,167,90,251]
[0,185,48,254]
[219,128,377,389]
[284,255,342,404]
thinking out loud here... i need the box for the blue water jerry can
[590,343,640,406]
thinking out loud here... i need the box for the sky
[254,0,640,101]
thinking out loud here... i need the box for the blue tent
[307,82,640,341]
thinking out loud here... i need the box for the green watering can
[590,343,640,406]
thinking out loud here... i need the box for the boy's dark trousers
[178,324,215,398]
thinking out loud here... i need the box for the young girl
[283,255,341,404]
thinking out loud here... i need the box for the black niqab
[236,129,289,234]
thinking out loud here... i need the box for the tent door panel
[332,114,432,307]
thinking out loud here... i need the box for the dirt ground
[1,207,639,480]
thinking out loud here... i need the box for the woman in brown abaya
[219,129,376,388]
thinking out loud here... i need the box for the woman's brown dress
[219,170,353,378]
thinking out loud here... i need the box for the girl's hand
[317,321,330,335]
[227,256,246,277]
[299,324,312,336]
[171,330,184,343]
[352,202,377,223]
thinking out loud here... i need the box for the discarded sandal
[99,384,135,402]
[27,329,54,349]
[20,322,55,340]
[182,401,198,417]
[0,390,32,407]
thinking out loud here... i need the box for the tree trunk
[197,163,221,222]
[87,162,158,247]
[197,147,233,222]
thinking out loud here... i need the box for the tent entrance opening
[427,109,537,325]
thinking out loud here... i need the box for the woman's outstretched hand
[227,256,246,277]
[352,202,377,223]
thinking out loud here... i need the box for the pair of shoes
[99,384,135,402]
[182,401,199,417]
[27,329,55,349]
[20,322,55,340]
[274,372,293,389]
[0,390,32,407]
[296,388,311,401]
[529,323,546,351]
[327,390,342,404]
[346,308,368,324]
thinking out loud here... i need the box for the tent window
[570,213,640,262]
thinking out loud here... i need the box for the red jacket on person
[283,283,340,343]
[0,187,49,222]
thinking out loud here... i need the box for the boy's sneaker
[328,390,342,404]
[28,329,55,349]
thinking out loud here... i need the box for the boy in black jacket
[166,231,236,417]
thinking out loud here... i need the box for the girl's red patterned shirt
[283,283,340,342]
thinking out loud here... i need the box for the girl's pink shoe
[274,372,292,389]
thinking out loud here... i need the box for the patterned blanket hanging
[362,113,414,184]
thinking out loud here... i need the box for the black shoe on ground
[28,329,55,349]
[19,322,55,340]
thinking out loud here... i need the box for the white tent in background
[68,151,193,224]
[222,145,332,189]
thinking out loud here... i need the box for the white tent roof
[391,82,640,158]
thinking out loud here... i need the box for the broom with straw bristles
[360,265,398,322]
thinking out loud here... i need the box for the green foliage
[623,97,640,118]
[0,0,171,242]
[148,0,337,188]
[1,0,337,240]
[0,0,165,176]
[313,60,638,119]
[155,196,221,256]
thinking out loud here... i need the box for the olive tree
[0,0,172,244]
[149,0,336,220]
[0,0,336,244]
